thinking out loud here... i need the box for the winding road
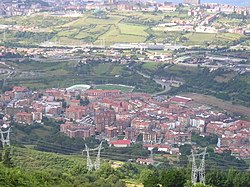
[128,65,172,96]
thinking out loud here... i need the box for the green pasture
[142,61,163,71]
[118,23,148,36]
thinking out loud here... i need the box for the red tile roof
[110,139,131,145]
[13,86,28,92]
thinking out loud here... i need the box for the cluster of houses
[156,3,250,36]
[0,85,249,159]
[0,0,46,17]
[56,0,250,16]
[1,0,249,18]
[208,120,250,159]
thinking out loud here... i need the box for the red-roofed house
[109,139,131,147]
[105,126,118,139]
[15,112,33,124]
[94,108,116,133]
[13,86,30,99]
[69,100,80,107]
[60,122,95,139]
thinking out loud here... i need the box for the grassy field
[118,23,148,36]
[183,33,216,45]
[214,71,237,83]
[94,84,135,92]
[142,62,163,71]
[12,147,85,172]
[183,93,250,120]
[124,180,143,187]
[166,64,199,75]
[245,159,250,165]
[98,24,147,45]
[94,63,113,75]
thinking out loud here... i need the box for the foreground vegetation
[0,144,249,187]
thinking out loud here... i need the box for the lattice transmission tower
[0,127,11,147]
[82,142,103,171]
[191,147,207,185]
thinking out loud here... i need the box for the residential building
[94,108,116,133]
[15,112,33,124]
[109,139,131,147]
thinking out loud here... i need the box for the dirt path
[182,93,250,120]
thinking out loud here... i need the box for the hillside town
[0,85,249,159]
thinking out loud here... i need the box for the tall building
[183,0,200,5]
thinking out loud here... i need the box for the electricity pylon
[191,150,198,184]
[0,127,11,147]
[199,147,207,184]
[94,142,102,170]
[191,147,207,185]
[85,144,93,171]
[82,142,103,171]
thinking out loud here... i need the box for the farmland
[0,10,247,47]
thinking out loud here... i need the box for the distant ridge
[157,0,250,6]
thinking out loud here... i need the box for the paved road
[0,61,16,79]
[129,66,172,96]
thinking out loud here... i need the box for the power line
[16,138,248,169]
[24,139,248,165]
[13,142,249,171]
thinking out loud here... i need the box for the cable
[20,140,249,167]
[14,138,249,169]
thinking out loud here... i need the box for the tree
[206,170,227,187]
[179,155,189,167]
[96,162,115,179]
[180,144,192,155]
[184,181,214,187]
[159,168,186,187]
[116,163,139,179]
[140,169,159,187]
[2,147,14,167]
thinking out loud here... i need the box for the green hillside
[0,146,249,187]
[0,11,248,47]
[0,146,127,187]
